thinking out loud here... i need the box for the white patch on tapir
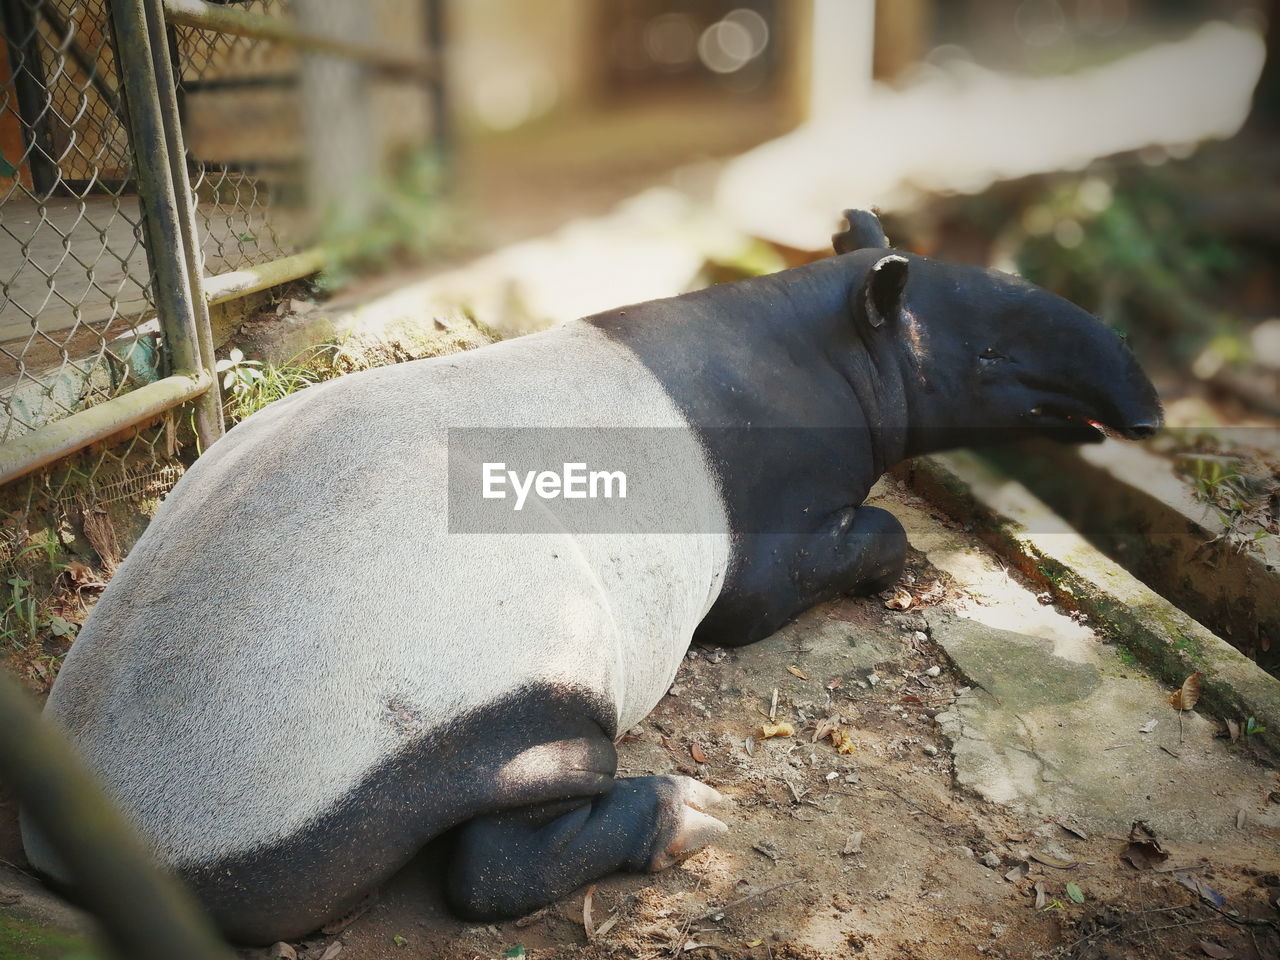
[901,308,931,388]
[28,323,729,874]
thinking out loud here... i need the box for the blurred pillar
[807,0,875,125]
[295,0,377,234]
[1247,0,1279,132]
[873,0,933,81]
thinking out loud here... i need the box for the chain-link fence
[1,0,158,443]
[1,0,445,688]
[172,0,302,275]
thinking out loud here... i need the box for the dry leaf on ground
[66,561,107,589]
[760,721,795,739]
[1054,817,1088,840]
[813,717,839,743]
[1121,821,1169,871]
[884,587,914,610]
[1121,840,1168,870]
[1029,852,1077,869]
[753,839,783,862]
[1168,673,1202,711]
[1177,873,1225,907]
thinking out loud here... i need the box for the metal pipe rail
[162,0,438,80]
[0,371,211,487]
[203,247,329,305]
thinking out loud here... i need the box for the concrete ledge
[897,450,1280,756]
[985,438,1279,666]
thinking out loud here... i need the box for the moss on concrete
[985,440,1280,672]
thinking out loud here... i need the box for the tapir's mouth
[1027,403,1151,442]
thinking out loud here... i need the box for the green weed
[0,540,78,652]
[216,343,359,424]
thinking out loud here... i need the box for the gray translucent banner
[446,427,1278,537]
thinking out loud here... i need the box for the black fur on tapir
[22,210,1162,943]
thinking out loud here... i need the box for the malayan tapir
[23,210,1162,943]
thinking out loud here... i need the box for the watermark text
[482,462,627,511]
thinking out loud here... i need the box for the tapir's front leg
[695,505,907,647]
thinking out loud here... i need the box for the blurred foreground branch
[0,669,231,960]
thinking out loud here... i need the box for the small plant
[216,346,345,424]
[47,615,77,639]
[1245,716,1267,739]
[216,347,262,395]
[1,569,79,651]
[1,574,38,647]
[1178,455,1276,549]
[1190,458,1247,511]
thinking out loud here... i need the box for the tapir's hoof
[648,776,731,871]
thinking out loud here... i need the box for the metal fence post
[109,0,219,452]
[142,0,225,444]
[424,0,451,178]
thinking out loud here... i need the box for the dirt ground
[2,489,1278,960]
[241,506,1275,960]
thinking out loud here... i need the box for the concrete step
[876,463,1280,841]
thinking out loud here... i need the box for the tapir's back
[28,322,729,887]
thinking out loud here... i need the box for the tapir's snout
[1112,354,1164,440]
[1120,418,1161,441]
[1015,323,1164,445]
[1083,367,1163,442]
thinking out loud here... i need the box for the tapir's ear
[833,208,889,254]
[853,254,909,329]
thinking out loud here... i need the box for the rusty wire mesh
[1,0,159,443]
[171,0,304,274]
[0,1,188,685]
[1,0,186,683]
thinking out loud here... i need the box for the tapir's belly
[32,323,730,873]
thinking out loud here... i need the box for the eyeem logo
[482,462,627,511]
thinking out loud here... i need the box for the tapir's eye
[978,347,1006,363]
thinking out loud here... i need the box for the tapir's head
[832,209,1163,450]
